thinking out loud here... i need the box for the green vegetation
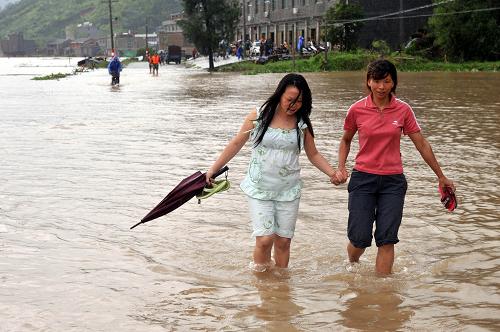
[32,57,138,80]
[32,72,72,80]
[429,0,499,61]
[93,56,138,69]
[179,0,240,71]
[0,0,182,45]
[320,0,498,63]
[218,51,500,75]
[324,1,364,52]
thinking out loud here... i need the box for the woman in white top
[206,73,338,271]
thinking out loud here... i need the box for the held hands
[330,167,349,185]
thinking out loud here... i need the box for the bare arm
[336,130,356,183]
[408,131,455,191]
[303,129,338,183]
[206,109,256,182]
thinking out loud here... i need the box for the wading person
[152,53,160,76]
[206,73,339,272]
[107,55,122,86]
[148,53,153,74]
[335,59,456,275]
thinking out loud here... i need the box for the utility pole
[323,21,328,70]
[104,0,118,56]
[145,23,148,52]
[242,1,246,42]
[399,0,405,49]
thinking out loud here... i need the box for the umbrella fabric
[130,166,228,229]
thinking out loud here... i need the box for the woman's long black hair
[254,73,314,151]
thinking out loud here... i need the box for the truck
[166,45,182,64]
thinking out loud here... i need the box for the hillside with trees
[0,0,182,45]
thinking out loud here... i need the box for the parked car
[249,41,260,57]
[166,45,182,64]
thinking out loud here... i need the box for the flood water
[0,57,499,331]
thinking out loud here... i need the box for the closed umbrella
[131,166,228,229]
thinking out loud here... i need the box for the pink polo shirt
[343,94,421,175]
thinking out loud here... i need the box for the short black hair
[366,59,398,94]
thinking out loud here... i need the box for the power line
[354,7,500,22]
[337,0,456,24]
[325,2,499,26]
[363,0,456,19]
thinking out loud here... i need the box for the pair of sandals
[197,179,231,201]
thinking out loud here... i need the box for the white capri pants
[247,196,300,239]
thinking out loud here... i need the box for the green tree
[429,0,500,61]
[371,39,390,57]
[324,1,364,52]
[179,0,240,71]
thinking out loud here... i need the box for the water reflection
[241,270,303,331]
[339,280,414,331]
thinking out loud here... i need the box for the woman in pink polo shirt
[335,59,455,275]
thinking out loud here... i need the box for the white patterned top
[240,109,307,201]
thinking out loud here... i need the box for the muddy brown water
[1,58,499,331]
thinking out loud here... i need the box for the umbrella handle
[212,165,229,179]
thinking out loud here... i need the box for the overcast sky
[0,0,19,10]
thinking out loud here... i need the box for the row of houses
[237,0,432,49]
[44,32,159,57]
[0,33,36,56]
[1,0,431,57]
[237,0,334,48]
[1,14,192,58]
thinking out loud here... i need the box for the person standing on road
[335,59,456,275]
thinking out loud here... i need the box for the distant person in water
[151,53,160,76]
[107,55,122,86]
[334,59,456,275]
[148,52,154,74]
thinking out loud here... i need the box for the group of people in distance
[206,59,456,276]
[148,52,160,75]
[106,51,163,86]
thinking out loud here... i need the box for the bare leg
[347,242,365,262]
[273,236,292,268]
[253,235,274,265]
[375,244,394,275]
